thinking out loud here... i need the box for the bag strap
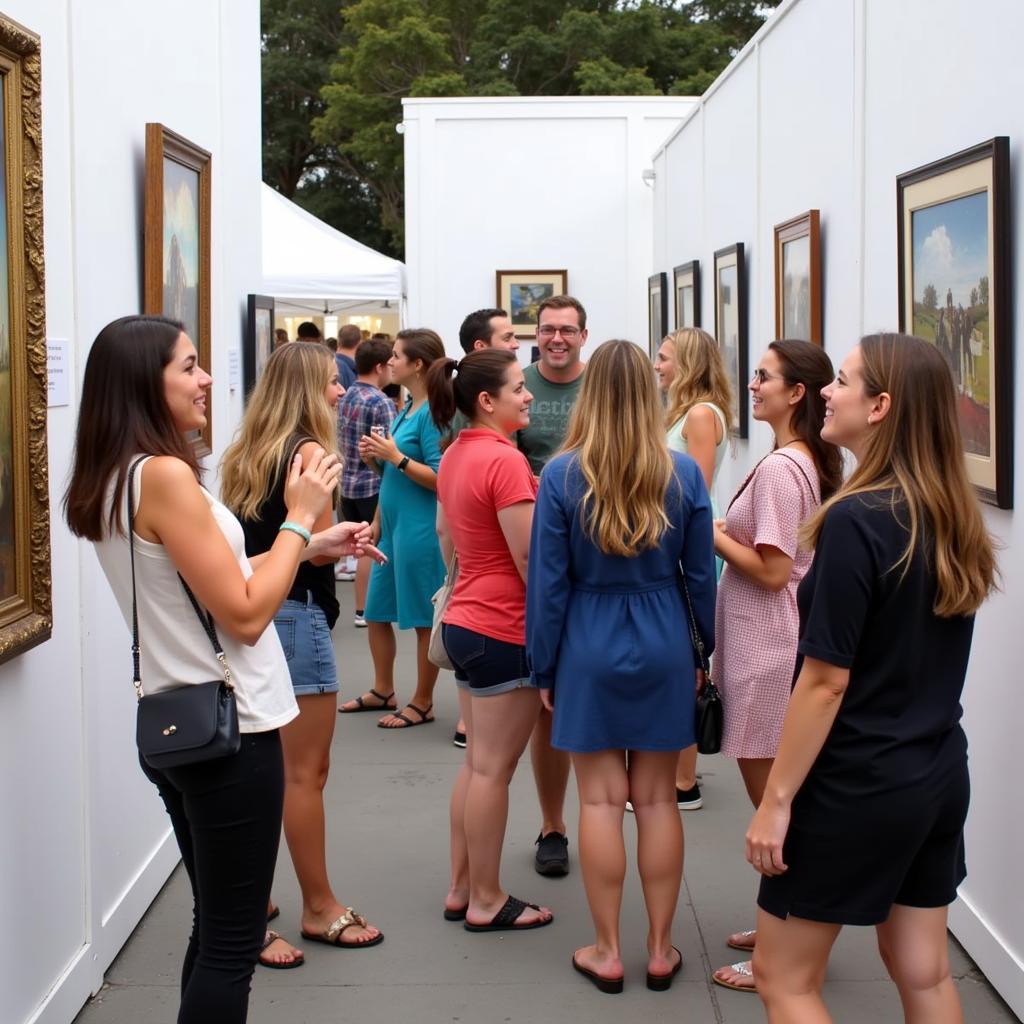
[678,562,711,678]
[127,457,233,699]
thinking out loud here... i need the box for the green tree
[922,283,938,311]
[264,0,778,253]
[978,276,989,306]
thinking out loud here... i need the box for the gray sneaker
[534,831,569,877]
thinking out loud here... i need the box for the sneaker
[353,612,367,628]
[676,784,703,810]
[335,570,356,582]
[625,784,703,814]
[534,831,569,877]
[452,730,467,749]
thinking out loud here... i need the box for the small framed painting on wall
[496,269,568,341]
[648,272,668,358]
[897,137,1011,508]
[244,294,275,398]
[714,244,748,439]
[673,261,701,330]
[773,210,822,344]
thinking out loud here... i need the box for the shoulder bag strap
[678,562,711,677]
[772,449,818,498]
[126,457,233,700]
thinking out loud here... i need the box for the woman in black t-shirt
[221,342,385,964]
[745,334,996,1021]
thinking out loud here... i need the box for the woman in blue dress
[527,340,716,994]
[341,328,447,730]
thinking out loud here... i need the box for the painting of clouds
[162,157,200,343]
[911,191,989,456]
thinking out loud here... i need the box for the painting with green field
[911,191,990,456]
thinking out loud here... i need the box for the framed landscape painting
[145,123,212,454]
[0,16,52,665]
[897,137,1011,508]
[496,269,567,340]
[648,272,668,358]
[673,260,701,330]
[774,210,821,344]
[244,294,274,398]
[714,244,748,438]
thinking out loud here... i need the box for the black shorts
[341,494,379,523]
[441,623,535,697]
[758,760,969,926]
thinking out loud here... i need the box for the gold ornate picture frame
[0,15,52,665]
[773,209,822,345]
[496,269,568,340]
[144,123,212,454]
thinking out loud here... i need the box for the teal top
[666,401,728,516]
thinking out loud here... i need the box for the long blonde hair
[663,327,735,434]
[561,340,673,557]
[220,342,340,520]
[802,333,996,617]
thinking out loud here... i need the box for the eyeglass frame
[750,367,786,385]
[536,324,583,340]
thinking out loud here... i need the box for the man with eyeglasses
[517,294,588,878]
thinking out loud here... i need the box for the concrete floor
[75,585,1018,1024]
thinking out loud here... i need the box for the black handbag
[128,458,240,769]
[679,564,723,755]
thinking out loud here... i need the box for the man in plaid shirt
[336,338,395,625]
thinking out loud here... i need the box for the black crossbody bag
[128,457,240,769]
[678,564,723,755]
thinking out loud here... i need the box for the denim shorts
[441,623,535,697]
[273,595,338,696]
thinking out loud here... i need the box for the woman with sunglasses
[711,341,842,993]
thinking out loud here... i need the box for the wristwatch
[396,455,410,473]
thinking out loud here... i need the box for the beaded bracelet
[279,521,312,545]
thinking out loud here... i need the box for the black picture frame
[244,294,275,398]
[714,243,748,439]
[648,272,668,359]
[673,260,701,330]
[897,137,1012,508]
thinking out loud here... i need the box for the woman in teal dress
[340,329,447,730]
[653,327,734,810]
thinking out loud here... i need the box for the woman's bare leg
[446,688,473,914]
[339,621,396,711]
[629,749,684,976]
[675,744,698,791]
[753,907,839,1023]
[281,694,379,943]
[572,749,629,982]
[876,905,964,1024]
[463,688,548,926]
[378,627,439,727]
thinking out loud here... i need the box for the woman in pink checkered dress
[711,341,843,994]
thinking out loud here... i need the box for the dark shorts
[758,760,969,926]
[441,623,535,697]
[341,493,379,523]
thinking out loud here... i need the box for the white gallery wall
[653,0,1023,1014]
[0,3,262,1022]
[403,96,696,355]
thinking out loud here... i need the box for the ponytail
[426,349,517,433]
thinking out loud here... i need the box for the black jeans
[140,730,284,1024]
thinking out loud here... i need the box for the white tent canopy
[260,183,405,317]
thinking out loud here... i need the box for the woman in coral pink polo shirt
[427,348,553,934]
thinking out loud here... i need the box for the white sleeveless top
[93,457,299,733]
[667,401,729,516]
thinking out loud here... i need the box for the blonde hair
[803,333,996,617]
[220,342,340,520]
[561,340,673,557]
[663,327,735,434]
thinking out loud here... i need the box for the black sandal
[377,702,434,728]
[339,689,396,714]
[464,894,552,932]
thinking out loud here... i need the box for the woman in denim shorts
[427,349,553,933]
[221,342,384,963]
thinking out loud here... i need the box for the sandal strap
[324,907,368,942]
[368,689,394,705]
[729,961,753,976]
[404,702,432,721]
[262,929,281,951]
[391,702,432,725]
[491,895,528,928]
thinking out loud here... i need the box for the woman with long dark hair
[64,316,369,1022]
[712,339,842,993]
[220,341,384,960]
[528,340,716,993]
[748,334,995,1021]
[428,348,553,932]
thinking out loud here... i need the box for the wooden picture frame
[673,260,701,330]
[0,16,52,665]
[144,123,212,454]
[897,137,1012,508]
[714,244,748,439]
[496,269,568,340]
[774,210,822,344]
[244,294,274,398]
[648,272,668,358]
